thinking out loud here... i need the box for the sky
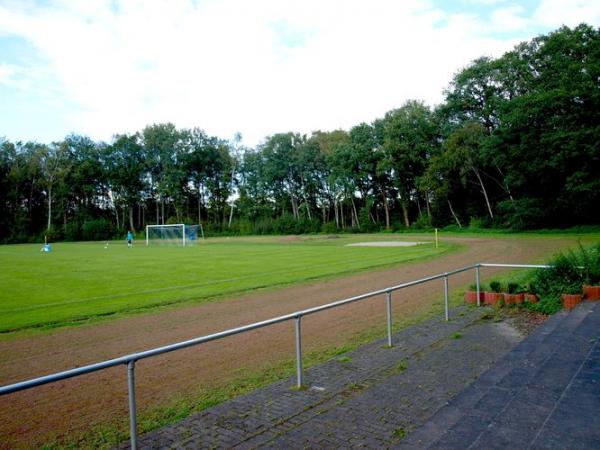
[1,0,599,147]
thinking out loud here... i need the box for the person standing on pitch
[127,230,133,248]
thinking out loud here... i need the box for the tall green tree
[381,101,438,227]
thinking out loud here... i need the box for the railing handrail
[0,262,548,396]
[0,262,553,448]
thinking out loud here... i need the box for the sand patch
[347,241,431,247]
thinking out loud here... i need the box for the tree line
[1,24,599,243]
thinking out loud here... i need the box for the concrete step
[467,302,598,449]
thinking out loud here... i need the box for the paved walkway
[125,306,519,449]
[400,301,600,449]
[124,302,599,449]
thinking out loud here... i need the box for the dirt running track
[0,236,581,448]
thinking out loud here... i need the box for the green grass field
[0,234,456,333]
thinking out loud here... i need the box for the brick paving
[122,305,526,449]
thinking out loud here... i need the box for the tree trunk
[334,198,339,228]
[382,191,390,229]
[63,202,66,232]
[351,197,360,229]
[155,196,159,224]
[425,191,431,218]
[129,206,135,232]
[304,201,312,221]
[495,164,514,202]
[472,167,494,219]
[198,183,204,224]
[290,195,299,220]
[447,199,462,228]
[46,185,52,231]
[115,206,120,231]
[228,202,234,228]
[401,200,410,228]
[301,180,312,220]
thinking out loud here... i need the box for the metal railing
[0,262,550,448]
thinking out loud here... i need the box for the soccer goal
[145,224,204,246]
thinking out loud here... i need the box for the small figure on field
[41,235,51,252]
[127,231,133,248]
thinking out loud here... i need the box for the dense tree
[0,24,598,242]
[380,101,438,228]
[108,134,146,232]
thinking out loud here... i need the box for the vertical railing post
[476,265,481,307]
[386,291,393,347]
[127,360,138,450]
[444,274,449,321]
[294,316,303,388]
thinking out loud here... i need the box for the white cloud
[534,0,600,28]
[0,0,599,145]
[490,5,529,32]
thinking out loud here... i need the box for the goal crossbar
[145,224,203,246]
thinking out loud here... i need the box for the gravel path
[0,235,579,448]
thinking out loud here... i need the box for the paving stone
[404,301,600,450]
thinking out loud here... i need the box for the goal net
[145,224,204,246]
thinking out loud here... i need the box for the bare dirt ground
[0,236,578,448]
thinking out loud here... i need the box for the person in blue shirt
[127,230,133,247]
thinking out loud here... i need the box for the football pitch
[0,235,455,333]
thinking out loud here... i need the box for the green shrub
[411,214,433,230]
[525,282,537,294]
[579,242,600,284]
[528,294,563,315]
[44,227,64,242]
[530,252,584,297]
[81,219,113,241]
[497,198,545,230]
[253,218,274,235]
[468,216,484,230]
[321,221,339,234]
[525,244,600,314]
[359,207,375,232]
[507,282,520,294]
[489,280,502,293]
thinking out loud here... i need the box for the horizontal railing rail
[0,262,552,449]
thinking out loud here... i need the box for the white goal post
[145,224,204,246]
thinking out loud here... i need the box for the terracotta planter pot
[514,293,525,305]
[583,285,600,301]
[525,293,538,304]
[503,293,518,305]
[464,291,484,304]
[484,292,503,306]
[562,294,583,310]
